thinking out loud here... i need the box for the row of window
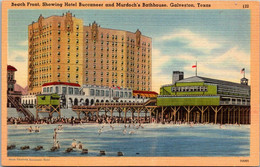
[30,24,52,34]
[85,31,150,46]
[43,86,80,95]
[58,23,80,30]
[171,86,208,92]
[85,77,150,85]
[89,89,132,98]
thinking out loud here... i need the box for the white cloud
[152,46,250,92]
[183,47,250,83]
[8,50,27,62]
[8,49,28,87]
[159,29,221,54]
[18,40,28,46]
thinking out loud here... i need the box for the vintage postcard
[1,0,259,166]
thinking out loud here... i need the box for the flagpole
[244,68,245,78]
[196,61,197,76]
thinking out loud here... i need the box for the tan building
[83,22,152,91]
[28,12,152,95]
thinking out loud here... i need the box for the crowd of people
[7,114,152,125]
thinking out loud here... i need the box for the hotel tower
[28,12,152,95]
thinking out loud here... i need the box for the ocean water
[7,124,250,157]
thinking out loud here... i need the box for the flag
[241,68,245,73]
[192,65,197,68]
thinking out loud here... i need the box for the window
[106,90,109,97]
[62,87,67,94]
[96,90,100,96]
[69,87,73,95]
[47,87,50,92]
[101,90,104,96]
[90,89,94,96]
[129,92,132,98]
[43,88,46,92]
[55,86,59,93]
[74,88,79,95]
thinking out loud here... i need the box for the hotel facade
[28,12,152,95]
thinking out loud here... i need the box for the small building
[7,65,22,107]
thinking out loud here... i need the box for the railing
[8,95,34,120]
[219,101,250,106]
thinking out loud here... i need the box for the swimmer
[35,126,40,132]
[71,139,77,148]
[77,141,83,150]
[53,128,57,143]
[123,129,127,135]
[53,141,60,149]
[129,130,135,135]
[27,126,33,132]
[98,129,102,135]
[58,125,63,130]
[110,125,114,130]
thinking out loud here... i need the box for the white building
[21,82,147,108]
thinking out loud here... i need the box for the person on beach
[71,139,77,148]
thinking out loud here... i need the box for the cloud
[18,40,28,46]
[8,50,27,62]
[159,29,221,54]
[152,45,250,92]
[182,47,250,83]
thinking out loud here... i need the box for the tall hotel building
[28,12,152,95]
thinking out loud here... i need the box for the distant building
[7,65,22,107]
[27,12,152,95]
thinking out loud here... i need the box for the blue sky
[8,9,250,92]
